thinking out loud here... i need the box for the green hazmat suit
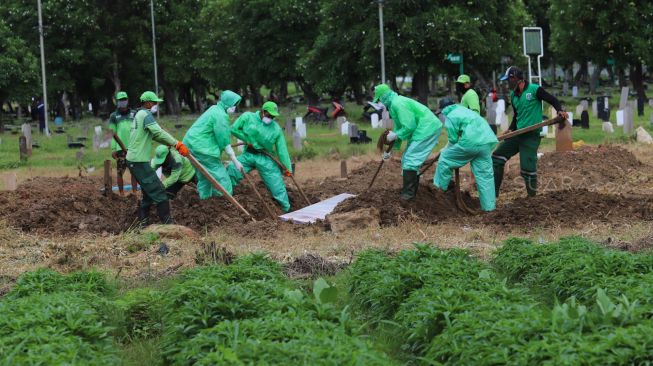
[226,111,292,212]
[183,91,241,199]
[380,91,442,171]
[433,104,498,211]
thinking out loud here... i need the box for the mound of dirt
[501,145,648,194]
[482,189,653,229]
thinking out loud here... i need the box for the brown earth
[0,145,651,236]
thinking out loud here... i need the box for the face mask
[262,117,273,124]
[227,106,236,114]
[455,83,466,95]
[117,100,128,109]
[373,102,385,110]
[508,78,519,91]
[150,104,158,113]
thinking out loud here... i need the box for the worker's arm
[463,90,481,114]
[393,106,416,142]
[230,113,248,143]
[108,114,119,151]
[144,114,178,146]
[509,105,518,132]
[275,132,293,173]
[162,152,183,188]
[212,114,232,152]
[536,87,563,112]
[445,115,460,145]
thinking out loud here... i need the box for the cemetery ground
[2,90,653,364]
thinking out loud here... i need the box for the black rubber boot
[137,201,151,227]
[524,176,537,197]
[400,170,419,201]
[493,165,504,198]
[156,200,174,224]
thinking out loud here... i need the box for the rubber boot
[524,176,537,197]
[493,165,504,198]
[137,201,150,227]
[156,200,174,224]
[400,170,419,201]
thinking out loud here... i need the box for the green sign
[607,57,615,66]
[446,53,463,64]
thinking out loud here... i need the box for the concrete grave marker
[340,160,348,178]
[636,126,653,144]
[19,136,28,161]
[624,104,634,135]
[580,99,589,111]
[619,87,629,109]
[575,104,584,116]
[591,100,598,117]
[649,99,653,107]
[340,121,350,136]
[602,122,614,133]
[293,131,302,151]
[21,123,33,156]
[381,110,391,127]
[572,86,578,97]
[486,96,496,125]
[348,123,359,138]
[1,173,17,191]
[336,116,346,130]
[295,117,306,138]
[285,119,293,136]
[370,113,380,128]
[650,113,653,126]
[93,125,102,151]
[616,110,624,126]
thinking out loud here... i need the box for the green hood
[218,90,242,110]
[380,90,398,110]
[442,104,457,116]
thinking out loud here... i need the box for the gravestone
[591,100,598,117]
[370,113,380,128]
[486,95,496,126]
[21,123,32,157]
[381,110,390,126]
[649,99,653,107]
[616,110,624,126]
[562,82,569,96]
[293,131,302,151]
[19,136,28,161]
[336,116,346,130]
[340,160,348,178]
[572,86,578,97]
[93,126,102,151]
[285,119,293,136]
[575,104,584,116]
[650,113,653,126]
[340,121,350,135]
[624,104,634,135]
[602,122,614,133]
[619,87,629,109]
[103,160,112,194]
[348,123,359,138]
[580,110,589,129]
[297,123,307,139]
[580,99,589,111]
[1,173,17,191]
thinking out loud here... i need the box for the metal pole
[378,0,386,84]
[150,0,160,118]
[37,0,49,136]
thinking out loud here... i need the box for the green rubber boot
[400,170,419,201]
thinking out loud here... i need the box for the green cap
[373,83,392,102]
[262,101,280,117]
[140,91,163,103]
[152,145,169,167]
[116,91,128,100]
[456,74,471,84]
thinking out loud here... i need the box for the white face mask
[117,100,128,109]
[262,117,273,124]
[373,102,385,110]
[150,104,158,113]
[227,106,236,114]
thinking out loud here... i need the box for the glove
[111,151,119,160]
[383,151,391,161]
[233,159,244,172]
[284,170,292,177]
[386,131,397,142]
[224,144,237,160]
[175,141,190,157]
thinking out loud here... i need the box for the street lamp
[378,0,386,84]
[150,0,160,117]
[37,0,50,136]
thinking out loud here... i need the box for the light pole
[150,0,160,117]
[37,0,50,136]
[378,0,386,84]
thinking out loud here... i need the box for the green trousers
[434,143,496,211]
[227,151,290,212]
[127,161,168,208]
[401,128,442,171]
[492,131,541,197]
[191,150,233,199]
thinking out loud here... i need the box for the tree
[0,18,38,106]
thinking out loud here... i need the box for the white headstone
[541,125,548,137]
[370,113,380,128]
[580,100,589,110]
[294,117,305,137]
[602,122,614,133]
[575,104,584,116]
[293,131,302,151]
[649,99,653,107]
[92,125,102,151]
[624,105,634,134]
[496,99,505,113]
[619,87,630,109]
[566,112,574,125]
[572,86,578,97]
[616,110,625,126]
[591,101,598,117]
[88,103,93,112]
[298,123,307,138]
[340,121,350,136]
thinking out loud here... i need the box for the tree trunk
[589,63,601,95]
[617,67,627,87]
[278,82,288,104]
[248,85,263,107]
[353,84,364,105]
[573,62,588,86]
[191,75,205,113]
[412,67,430,105]
[630,62,647,109]
[297,80,319,105]
[161,82,181,115]
[111,50,121,98]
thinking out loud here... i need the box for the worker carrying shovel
[108,91,138,195]
[150,145,197,199]
[493,66,568,197]
[373,84,442,201]
[183,90,242,199]
[126,91,190,226]
[433,98,498,212]
[226,101,293,213]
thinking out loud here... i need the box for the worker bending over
[151,145,196,199]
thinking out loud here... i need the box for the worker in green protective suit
[151,145,197,199]
[226,101,293,212]
[455,75,481,114]
[373,84,442,201]
[183,90,242,199]
[433,98,498,211]
[108,91,138,195]
[493,66,568,197]
[127,91,190,225]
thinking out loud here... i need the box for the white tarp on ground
[279,193,356,224]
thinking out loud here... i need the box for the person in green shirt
[226,101,292,212]
[455,74,481,114]
[108,91,138,195]
[127,91,190,225]
[493,66,568,197]
[151,145,197,199]
[433,98,498,211]
[373,84,442,201]
[183,90,242,199]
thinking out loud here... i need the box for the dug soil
[1,145,651,236]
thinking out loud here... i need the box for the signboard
[523,28,543,56]
[446,53,462,64]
